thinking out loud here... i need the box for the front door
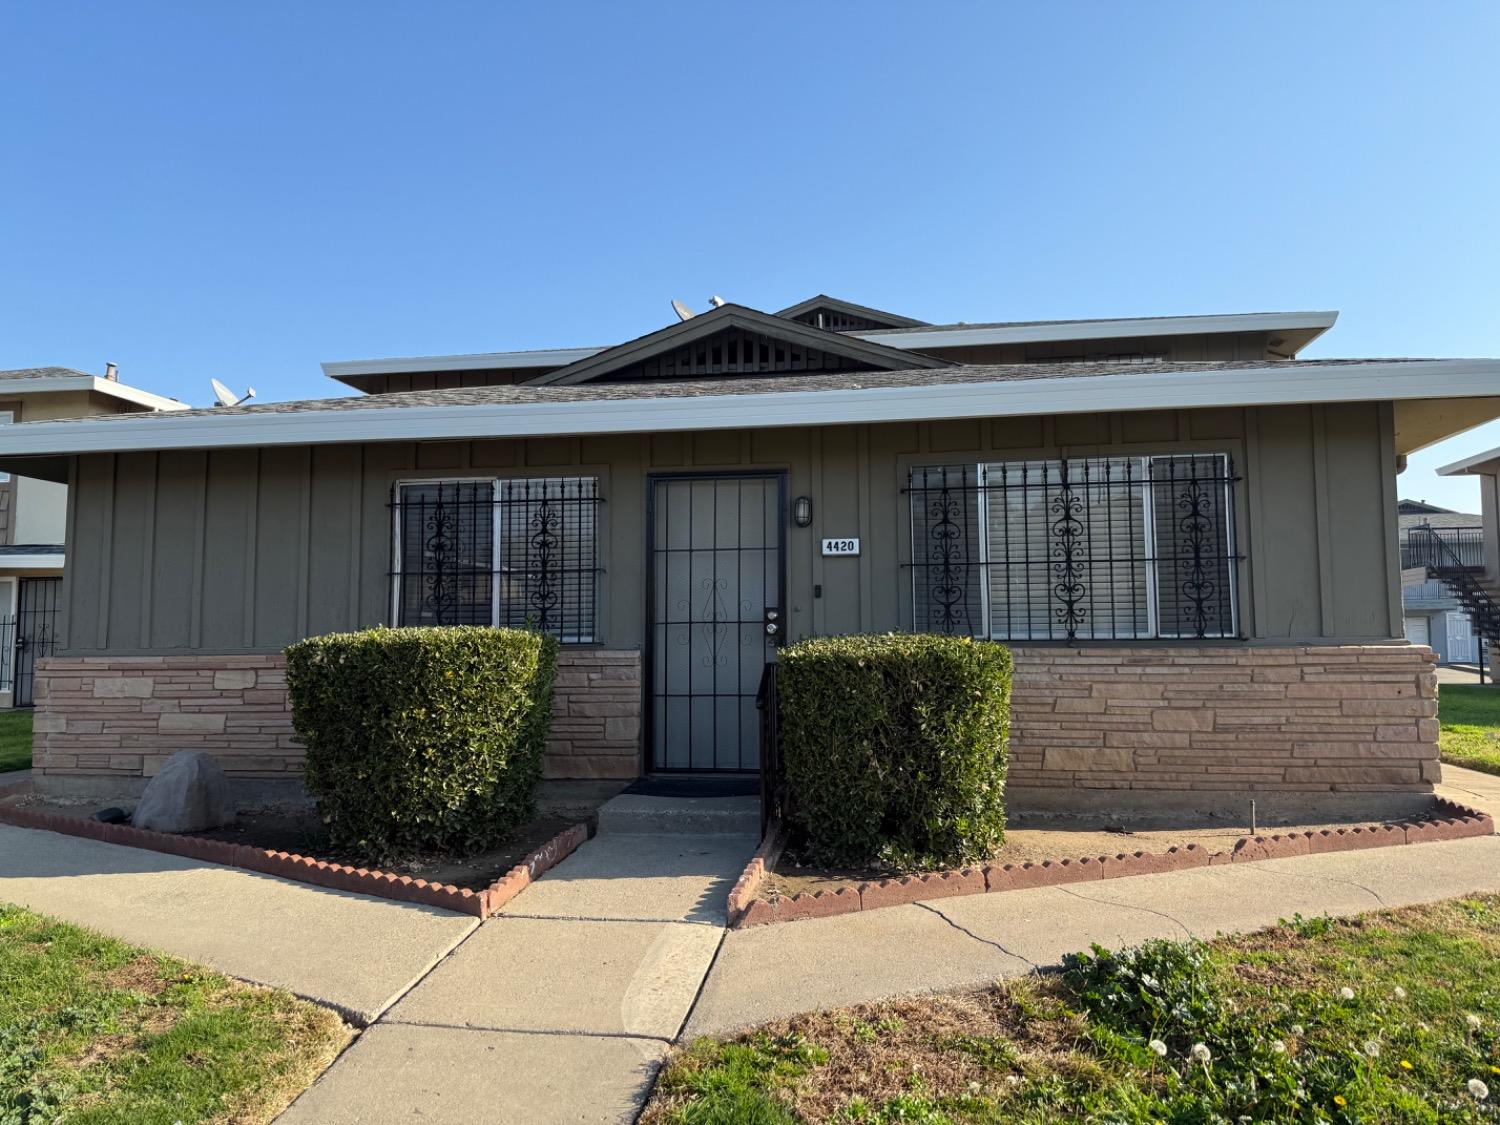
[647,473,785,771]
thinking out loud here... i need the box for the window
[392,476,600,642]
[908,454,1240,641]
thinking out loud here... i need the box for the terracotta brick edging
[0,804,590,920]
[729,798,1496,929]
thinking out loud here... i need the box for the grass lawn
[0,707,31,772]
[644,896,1500,1123]
[0,903,349,1124]
[1440,684,1500,777]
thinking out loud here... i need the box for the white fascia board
[0,360,1496,459]
[1437,445,1500,476]
[321,347,608,379]
[3,376,188,412]
[0,554,65,569]
[851,311,1341,351]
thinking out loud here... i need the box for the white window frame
[390,475,600,643]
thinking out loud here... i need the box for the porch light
[793,496,813,527]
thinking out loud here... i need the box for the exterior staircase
[1406,527,1500,655]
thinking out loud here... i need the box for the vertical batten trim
[347,445,364,628]
[95,454,115,651]
[810,428,825,637]
[857,425,873,631]
[1376,402,1403,638]
[1243,408,1268,639]
[243,450,260,649]
[1311,405,1336,638]
[189,452,208,649]
[61,457,78,651]
[138,453,158,648]
[296,448,312,639]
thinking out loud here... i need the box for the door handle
[763,608,780,638]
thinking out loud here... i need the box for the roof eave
[851,311,1341,353]
[1,359,1496,463]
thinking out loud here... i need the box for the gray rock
[131,751,235,833]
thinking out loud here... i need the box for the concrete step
[594,793,761,837]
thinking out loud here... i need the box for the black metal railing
[906,455,1243,642]
[1401,525,1484,570]
[390,477,602,642]
[1407,526,1500,648]
[756,662,783,836]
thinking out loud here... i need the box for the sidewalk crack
[1053,886,1193,940]
[1252,865,1386,907]
[912,901,1039,972]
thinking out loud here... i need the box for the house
[0,367,184,708]
[1,297,1496,818]
[1398,501,1483,663]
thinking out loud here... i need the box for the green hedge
[285,626,557,858]
[778,633,1012,869]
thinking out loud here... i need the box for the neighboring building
[0,367,184,708]
[1,299,1496,817]
[1398,502,1483,663]
[1435,447,1500,670]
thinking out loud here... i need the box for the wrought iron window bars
[907,455,1243,641]
[390,476,601,642]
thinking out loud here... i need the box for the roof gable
[775,294,929,331]
[528,304,949,386]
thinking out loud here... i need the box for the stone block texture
[1007,644,1439,797]
[33,649,643,783]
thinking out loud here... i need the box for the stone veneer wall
[1007,644,1439,811]
[33,644,1438,805]
[32,648,644,791]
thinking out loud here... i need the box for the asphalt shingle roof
[17,357,1439,425]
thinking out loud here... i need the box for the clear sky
[3,2,1497,509]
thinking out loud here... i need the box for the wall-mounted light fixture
[793,496,813,527]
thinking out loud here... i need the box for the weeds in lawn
[644,896,1500,1123]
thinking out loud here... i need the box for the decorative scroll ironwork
[906,456,1243,642]
[391,477,601,641]
[1048,461,1088,635]
[925,473,971,633]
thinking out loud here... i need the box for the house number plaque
[821,538,860,557]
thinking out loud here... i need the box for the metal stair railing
[1407,526,1500,647]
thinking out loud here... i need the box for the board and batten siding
[59,402,1403,656]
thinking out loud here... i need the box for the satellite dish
[708,295,725,308]
[210,378,257,407]
[670,299,695,322]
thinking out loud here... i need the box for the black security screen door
[648,473,786,772]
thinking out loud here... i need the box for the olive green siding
[58,402,1403,656]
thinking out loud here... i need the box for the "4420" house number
[821,537,860,557]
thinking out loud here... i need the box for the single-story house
[3,297,1497,818]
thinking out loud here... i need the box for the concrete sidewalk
[1438,762,1500,819]
[277,820,758,1124]
[686,831,1500,1036]
[0,823,478,1024]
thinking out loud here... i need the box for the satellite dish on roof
[210,378,256,407]
[670,299,695,322]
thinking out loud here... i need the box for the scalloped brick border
[0,803,590,919]
[731,798,1495,928]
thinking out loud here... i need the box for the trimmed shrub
[778,633,1011,869]
[285,626,557,858]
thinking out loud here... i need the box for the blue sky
[3,2,1497,509]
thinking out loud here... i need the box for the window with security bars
[392,476,600,642]
[908,455,1240,641]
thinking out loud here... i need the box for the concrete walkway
[1438,761,1500,819]
[0,823,478,1024]
[687,797,1500,1036]
[277,817,758,1124]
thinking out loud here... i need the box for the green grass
[0,903,349,1124]
[0,707,31,773]
[644,896,1500,1124]
[1440,684,1500,777]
